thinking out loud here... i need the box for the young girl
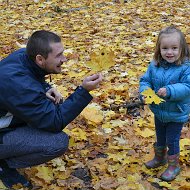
[139,26,190,181]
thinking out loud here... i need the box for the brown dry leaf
[100,177,119,189]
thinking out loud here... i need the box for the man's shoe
[0,160,32,188]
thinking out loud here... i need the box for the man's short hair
[26,30,61,62]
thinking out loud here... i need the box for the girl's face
[160,32,181,63]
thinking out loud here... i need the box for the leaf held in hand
[141,88,165,105]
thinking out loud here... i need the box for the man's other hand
[46,87,63,104]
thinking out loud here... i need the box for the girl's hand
[46,87,63,104]
[157,87,167,97]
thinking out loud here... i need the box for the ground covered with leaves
[0,0,190,189]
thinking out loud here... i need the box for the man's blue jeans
[155,117,184,155]
[0,126,69,168]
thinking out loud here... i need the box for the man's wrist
[76,85,89,92]
[75,86,92,99]
[80,85,89,92]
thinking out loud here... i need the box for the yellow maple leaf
[0,181,6,189]
[135,128,155,138]
[180,138,190,148]
[81,104,104,124]
[36,166,54,182]
[86,48,115,72]
[128,70,137,77]
[158,181,172,188]
[68,70,87,78]
[68,136,76,147]
[56,86,69,97]
[102,123,114,129]
[180,138,190,157]
[71,128,87,141]
[141,88,165,105]
[108,152,127,162]
[133,118,147,127]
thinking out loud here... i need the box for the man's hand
[82,73,103,92]
[46,87,63,104]
[157,87,167,97]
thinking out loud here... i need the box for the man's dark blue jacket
[0,48,93,133]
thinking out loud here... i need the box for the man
[0,30,102,188]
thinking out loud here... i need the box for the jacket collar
[160,59,175,69]
[25,52,49,81]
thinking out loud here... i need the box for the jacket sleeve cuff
[75,86,93,99]
[165,86,171,98]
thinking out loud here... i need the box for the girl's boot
[161,154,180,181]
[145,143,167,169]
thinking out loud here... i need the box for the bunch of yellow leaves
[141,88,165,105]
[86,48,115,72]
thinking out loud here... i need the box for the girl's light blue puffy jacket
[139,60,190,123]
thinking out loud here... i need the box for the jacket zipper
[160,67,166,122]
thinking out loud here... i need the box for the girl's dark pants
[155,117,183,155]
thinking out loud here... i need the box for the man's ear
[35,55,46,68]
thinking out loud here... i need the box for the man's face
[44,42,67,74]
